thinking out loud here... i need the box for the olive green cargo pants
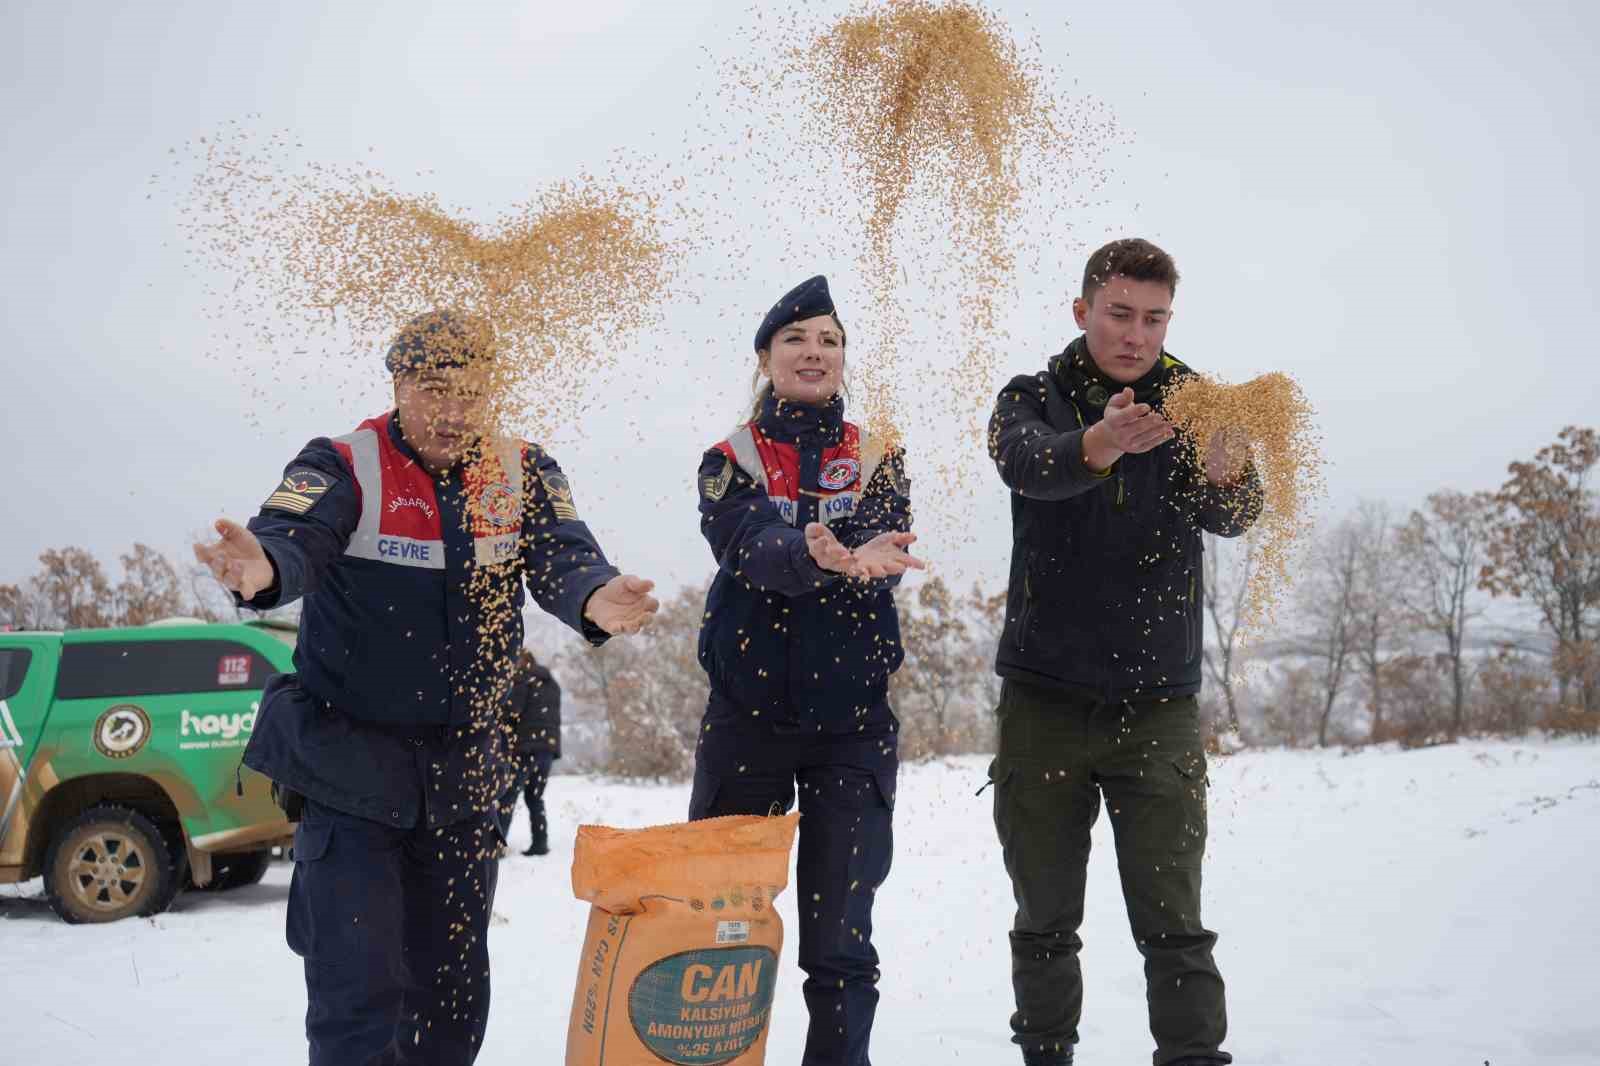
[989,679,1230,1066]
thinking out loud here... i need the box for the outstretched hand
[583,575,659,635]
[193,519,275,600]
[808,523,926,580]
[1083,387,1175,471]
[851,531,925,579]
[805,522,856,574]
[1204,426,1250,485]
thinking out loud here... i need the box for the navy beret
[385,310,494,374]
[753,275,839,353]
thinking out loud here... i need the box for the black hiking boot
[1022,1045,1073,1065]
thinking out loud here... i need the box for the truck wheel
[205,849,271,891]
[44,806,185,924]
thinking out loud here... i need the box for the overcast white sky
[4,0,1597,607]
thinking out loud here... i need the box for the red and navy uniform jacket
[697,393,913,729]
[239,411,618,828]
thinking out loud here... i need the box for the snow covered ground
[5,739,1596,1066]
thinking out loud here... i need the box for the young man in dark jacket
[498,649,561,856]
[986,240,1262,1066]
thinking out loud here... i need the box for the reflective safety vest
[716,421,886,530]
[697,408,910,727]
[331,417,526,570]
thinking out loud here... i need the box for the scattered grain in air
[1163,370,1326,635]
[710,1,1121,567]
[162,121,686,897]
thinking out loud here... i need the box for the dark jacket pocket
[1184,568,1201,665]
[1013,550,1036,653]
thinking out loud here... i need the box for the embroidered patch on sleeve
[539,469,579,521]
[701,456,734,502]
[264,468,332,515]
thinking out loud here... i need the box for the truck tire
[44,806,186,924]
[203,849,271,891]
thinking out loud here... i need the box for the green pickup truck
[0,619,298,923]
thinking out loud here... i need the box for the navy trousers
[287,799,500,1066]
[688,693,899,1066]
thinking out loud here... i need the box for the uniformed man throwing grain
[194,310,658,1066]
[985,240,1261,1066]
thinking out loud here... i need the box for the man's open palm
[1102,388,1174,454]
[193,519,275,600]
[584,575,659,635]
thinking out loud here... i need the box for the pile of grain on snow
[1163,371,1325,631]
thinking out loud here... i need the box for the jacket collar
[384,410,424,465]
[755,391,845,446]
[386,409,477,479]
[1051,335,1177,411]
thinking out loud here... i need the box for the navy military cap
[385,310,494,374]
[753,275,840,353]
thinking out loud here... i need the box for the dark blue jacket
[989,338,1262,703]
[240,411,617,828]
[696,395,913,730]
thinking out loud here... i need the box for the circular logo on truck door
[93,705,151,759]
[628,945,779,1065]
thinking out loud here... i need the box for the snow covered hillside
[5,740,1596,1066]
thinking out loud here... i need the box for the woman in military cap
[690,275,923,1066]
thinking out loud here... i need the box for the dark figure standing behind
[498,649,561,856]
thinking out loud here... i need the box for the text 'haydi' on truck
[0,619,297,923]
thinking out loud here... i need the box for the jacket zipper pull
[234,759,245,798]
